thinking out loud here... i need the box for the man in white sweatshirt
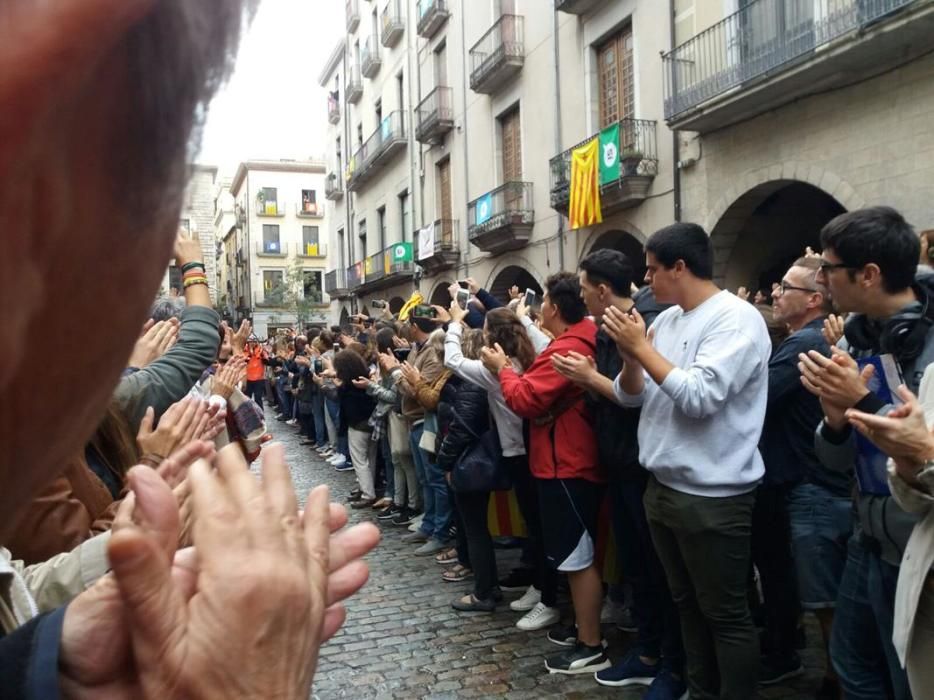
[607,223,772,700]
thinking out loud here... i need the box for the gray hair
[150,296,186,322]
[118,1,257,216]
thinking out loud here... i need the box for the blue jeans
[275,376,292,417]
[311,392,327,447]
[610,477,684,672]
[409,422,451,541]
[830,535,911,700]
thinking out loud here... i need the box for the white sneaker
[285,418,298,426]
[407,514,424,532]
[510,585,542,612]
[319,448,334,457]
[327,453,346,464]
[516,602,561,631]
[329,456,348,468]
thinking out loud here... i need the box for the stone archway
[428,281,454,306]
[485,254,548,300]
[488,265,543,304]
[710,179,846,291]
[388,296,406,315]
[338,307,351,328]
[585,229,649,285]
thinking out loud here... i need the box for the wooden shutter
[438,159,452,243]
[501,108,521,182]
[598,27,634,129]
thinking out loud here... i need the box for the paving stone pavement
[264,413,827,700]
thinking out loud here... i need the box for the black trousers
[751,481,801,660]
[245,379,265,409]
[455,489,497,600]
[298,410,315,441]
[505,454,558,607]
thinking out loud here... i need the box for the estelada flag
[568,137,602,229]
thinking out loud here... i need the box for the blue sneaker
[594,649,659,687]
[644,668,688,700]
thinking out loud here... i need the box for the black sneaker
[391,509,415,526]
[546,623,578,647]
[377,504,402,521]
[544,642,611,675]
[758,652,804,686]
[498,568,534,592]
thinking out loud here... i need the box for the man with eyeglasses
[753,257,849,696]
[799,206,934,700]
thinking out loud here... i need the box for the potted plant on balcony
[621,147,643,177]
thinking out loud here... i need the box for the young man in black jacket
[552,249,685,698]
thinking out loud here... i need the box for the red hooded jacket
[498,318,604,483]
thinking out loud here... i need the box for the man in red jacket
[482,272,607,676]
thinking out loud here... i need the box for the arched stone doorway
[587,229,647,285]
[388,296,406,315]
[488,265,543,303]
[712,180,845,291]
[429,281,454,307]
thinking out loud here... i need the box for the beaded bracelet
[183,277,208,289]
[183,270,207,281]
[180,261,206,274]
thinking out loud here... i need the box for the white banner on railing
[417,224,434,261]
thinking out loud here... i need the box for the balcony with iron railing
[327,91,340,124]
[416,219,460,274]
[256,199,284,217]
[346,65,363,104]
[381,0,404,47]
[256,240,287,258]
[325,268,350,298]
[254,289,285,309]
[361,35,382,78]
[469,14,524,95]
[417,0,450,39]
[467,182,534,254]
[555,0,603,14]
[347,111,407,192]
[346,0,359,32]
[297,201,324,218]
[662,0,932,132]
[325,172,344,200]
[415,86,454,144]
[549,118,658,217]
[354,242,415,294]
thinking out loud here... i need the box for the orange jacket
[245,346,267,381]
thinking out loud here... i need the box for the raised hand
[136,397,209,464]
[212,355,247,400]
[603,306,647,356]
[845,384,934,469]
[798,346,874,429]
[232,320,252,355]
[128,319,179,368]
[508,285,521,300]
[378,350,401,371]
[448,299,468,324]
[173,229,203,268]
[822,314,845,347]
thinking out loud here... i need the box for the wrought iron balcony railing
[469,14,524,94]
[417,0,450,39]
[347,111,407,191]
[415,86,454,144]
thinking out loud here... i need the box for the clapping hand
[603,306,648,356]
[352,377,371,390]
[798,346,874,429]
[212,355,247,400]
[378,350,401,372]
[231,320,251,355]
[551,351,598,387]
[400,362,421,386]
[128,319,179,368]
[822,314,845,347]
[136,397,211,464]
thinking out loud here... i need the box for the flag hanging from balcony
[569,138,602,229]
[599,123,620,184]
[417,225,434,261]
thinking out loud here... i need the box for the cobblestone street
[267,416,826,700]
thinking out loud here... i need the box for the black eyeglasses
[778,280,817,296]
[818,260,857,273]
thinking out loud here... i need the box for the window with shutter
[598,27,634,129]
[500,107,521,208]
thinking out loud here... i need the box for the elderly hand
[212,355,247,401]
[551,351,598,388]
[59,444,380,699]
[448,300,468,324]
[822,314,845,347]
[136,397,210,465]
[603,306,648,356]
[128,319,179,368]
[480,343,509,375]
[846,384,934,485]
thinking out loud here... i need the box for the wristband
[180,261,206,273]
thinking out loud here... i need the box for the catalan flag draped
[568,137,603,229]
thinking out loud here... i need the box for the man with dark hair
[608,223,771,700]
[799,206,934,699]
[754,257,846,694]
[483,273,607,676]
[0,2,378,696]
[553,249,686,697]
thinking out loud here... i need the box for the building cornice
[230,160,328,195]
[318,39,345,87]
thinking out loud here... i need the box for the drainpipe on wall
[669,0,682,223]
[343,47,356,314]
[459,0,470,278]
[408,0,421,244]
[553,6,564,270]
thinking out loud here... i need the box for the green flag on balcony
[599,123,620,185]
[390,242,412,262]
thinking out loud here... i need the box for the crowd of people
[2,3,933,700]
[252,208,934,700]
